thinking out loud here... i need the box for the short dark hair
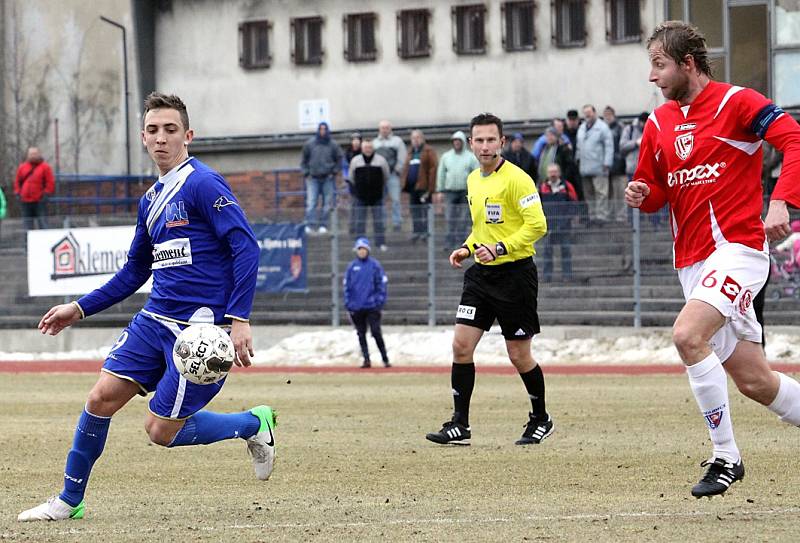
[143,92,190,130]
[566,109,579,119]
[470,113,503,137]
[647,20,712,77]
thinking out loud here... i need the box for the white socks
[686,352,739,463]
[767,372,800,426]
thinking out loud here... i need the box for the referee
[426,113,553,446]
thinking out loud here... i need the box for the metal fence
[1,196,797,329]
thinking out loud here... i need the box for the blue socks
[60,409,111,507]
[168,410,260,447]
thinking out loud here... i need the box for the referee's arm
[502,180,548,254]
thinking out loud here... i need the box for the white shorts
[677,243,769,362]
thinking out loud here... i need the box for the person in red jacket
[14,147,55,230]
[626,21,800,499]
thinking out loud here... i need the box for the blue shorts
[103,312,226,420]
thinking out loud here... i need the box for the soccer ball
[172,323,235,385]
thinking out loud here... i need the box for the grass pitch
[2,371,800,542]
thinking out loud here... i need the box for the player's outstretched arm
[449,247,470,268]
[38,302,82,336]
[230,319,254,368]
[625,181,651,208]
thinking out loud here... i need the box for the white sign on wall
[27,226,153,297]
[298,99,330,130]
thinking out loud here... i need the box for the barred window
[552,0,586,48]
[344,13,377,62]
[607,0,641,44]
[452,4,487,55]
[397,9,431,58]
[291,16,324,65]
[238,20,271,69]
[502,1,536,51]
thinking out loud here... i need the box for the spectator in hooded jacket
[300,122,343,234]
[435,131,479,247]
[14,147,55,230]
[401,129,438,242]
[344,237,390,368]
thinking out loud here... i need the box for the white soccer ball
[172,323,235,385]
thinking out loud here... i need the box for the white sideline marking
[53,507,800,535]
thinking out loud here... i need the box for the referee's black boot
[515,413,554,445]
[425,415,471,446]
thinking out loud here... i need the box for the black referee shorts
[455,256,540,340]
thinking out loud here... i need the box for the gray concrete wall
[155,0,665,139]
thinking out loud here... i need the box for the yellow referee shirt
[463,159,547,265]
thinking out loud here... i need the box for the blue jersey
[77,158,259,324]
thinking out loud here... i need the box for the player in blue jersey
[18,93,276,522]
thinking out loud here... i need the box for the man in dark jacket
[538,163,578,282]
[344,237,390,368]
[349,140,390,251]
[300,122,342,234]
[401,129,438,242]
[502,133,536,180]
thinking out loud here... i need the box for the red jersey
[634,80,800,268]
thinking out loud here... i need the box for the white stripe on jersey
[147,160,195,235]
[713,136,762,156]
[714,86,744,119]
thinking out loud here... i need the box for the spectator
[563,110,581,151]
[435,131,478,248]
[0,185,6,238]
[349,139,390,251]
[604,106,628,223]
[538,163,578,282]
[13,147,54,230]
[300,122,343,234]
[531,118,572,160]
[401,129,438,242]
[343,132,363,234]
[536,127,577,186]
[502,133,536,180]
[344,237,390,369]
[373,120,407,232]
[576,104,614,225]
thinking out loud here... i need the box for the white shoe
[380,244,388,252]
[246,405,277,481]
[18,496,84,522]
[317,226,328,234]
[304,226,313,235]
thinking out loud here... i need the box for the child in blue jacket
[344,237,390,368]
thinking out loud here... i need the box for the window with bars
[552,0,586,48]
[291,16,324,65]
[607,0,641,44]
[344,13,377,62]
[397,9,431,58]
[502,1,536,51]
[452,4,487,55]
[238,20,271,69]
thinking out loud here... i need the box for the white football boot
[247,405,277,480]
[18,496,85,522]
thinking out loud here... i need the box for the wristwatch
[495,242,507,256]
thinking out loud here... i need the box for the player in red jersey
[626,21,800,498]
